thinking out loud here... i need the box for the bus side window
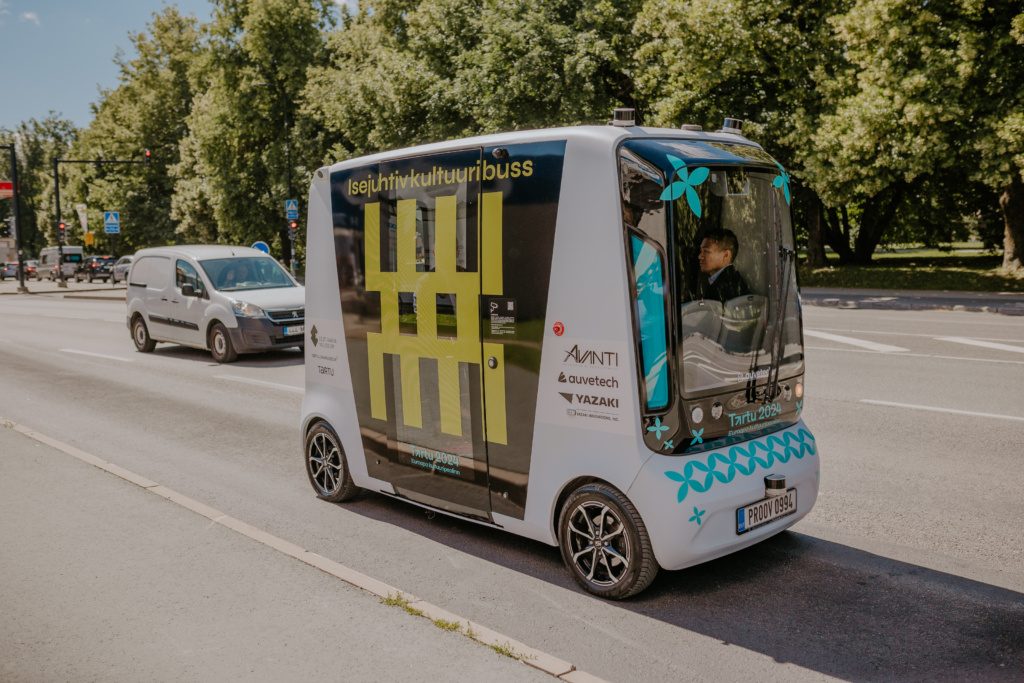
[630,234,670,412]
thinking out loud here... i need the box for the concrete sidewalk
[801,287,1024,316]
[0,426,548,683]
[0,279,125,300]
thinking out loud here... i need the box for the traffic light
[144,148,152,162]
[58,221,66,242]
[288,220,298,235]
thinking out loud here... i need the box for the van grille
[267,308,304,322]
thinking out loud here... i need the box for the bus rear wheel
[305,422,360,503]
[558,483,658,599]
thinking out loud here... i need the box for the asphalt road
[1,289,1022,681]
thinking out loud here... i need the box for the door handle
[487,356,498,369]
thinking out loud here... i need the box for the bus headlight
[691,406,704,424]
[795,382,804,399]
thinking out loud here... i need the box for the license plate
[283,325,304,336]
[736,489,797,535]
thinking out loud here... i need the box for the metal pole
[53,157,66,288]
[2,143,27,292]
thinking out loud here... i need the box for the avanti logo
[562,344,619,367]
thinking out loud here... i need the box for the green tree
[804,0,1024,266]
[634,0,851,266]
[303,0,642,159]
[66,7,201,255]
[172,0,335,265]
[0,116,78,257]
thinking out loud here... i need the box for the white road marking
[860,399,1024,423]
[60,348,134,363]
[811,326,1024,343]
[805,345,1024,366]
[214,374,304,394]
[804,330,908,353]
[936,336,1024,354]
[808,311,1024,327]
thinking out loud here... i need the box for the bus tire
[558,483,658,600]
[304,422,359,503]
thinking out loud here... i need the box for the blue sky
[0,1,351,130]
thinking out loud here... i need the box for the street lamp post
[1,142,27,293]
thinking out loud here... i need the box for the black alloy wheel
[558,483,658,600]
[304,422,360,503]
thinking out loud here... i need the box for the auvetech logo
[310,325,319,347]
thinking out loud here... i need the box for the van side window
[630,234,670,411]
[176,259,202,292]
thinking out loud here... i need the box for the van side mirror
[181,284,196,297]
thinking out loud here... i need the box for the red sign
[0,181,12,199]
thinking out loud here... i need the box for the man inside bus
[696,228,750,304]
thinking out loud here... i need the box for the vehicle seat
[718,294,766,351]
[680,299,723,343]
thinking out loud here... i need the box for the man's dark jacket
[697,264,750,304]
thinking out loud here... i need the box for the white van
[39,245,83,280]
[126,245,305,363]
[300,113,818,599]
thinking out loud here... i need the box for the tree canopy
[2,0,1022,272]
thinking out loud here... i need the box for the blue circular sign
[251,241,270,254]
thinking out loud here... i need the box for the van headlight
[232,300,265,318]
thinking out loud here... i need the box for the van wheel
[305,422,359,503]
[132,316,156,353]
[558,483,658,600]
[209,323,237,363]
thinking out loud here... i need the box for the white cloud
[0,1,10,26]
[19,11,40,26]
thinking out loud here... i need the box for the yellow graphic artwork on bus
[364,192,507,445]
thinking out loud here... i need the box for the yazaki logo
[552,321,565,337]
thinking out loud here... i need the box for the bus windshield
[621,139,803,403]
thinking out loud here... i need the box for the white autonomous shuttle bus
[301,111,818,598]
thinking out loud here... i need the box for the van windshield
[199,257,295,292]
[621,139,803,402]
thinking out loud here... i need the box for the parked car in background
[111,255,134,284]
[25,260,39,279]
[76,255,115,283]
[0,262,19,280]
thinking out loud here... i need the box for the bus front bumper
[628,420,820,571]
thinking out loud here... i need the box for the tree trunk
[1001,174,1024,273]
[824,207,854,263]
[805,194,828,267]
[852,182,907,264]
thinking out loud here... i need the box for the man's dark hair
[702,228,740,260]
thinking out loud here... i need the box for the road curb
[2,418,605,683]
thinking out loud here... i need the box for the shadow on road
[151,345,303,368]
[342,492,1024,681]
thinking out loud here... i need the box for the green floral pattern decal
[664,428,816,503]
[660,154,710,217]
[773,161,791,205]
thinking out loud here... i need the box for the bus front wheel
[558,483,658,599]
